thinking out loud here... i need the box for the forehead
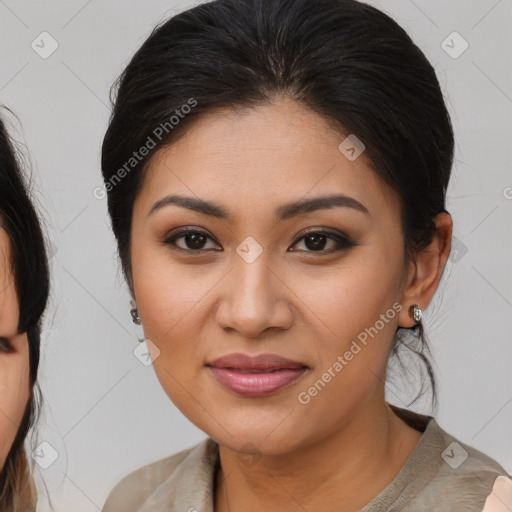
[136,98,399,218]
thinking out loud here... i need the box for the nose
[215,251,294,338]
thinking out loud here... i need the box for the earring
[409,304,422,324]
[130,307,142,325]
[130,300,145,343]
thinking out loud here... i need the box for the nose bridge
[216,239,292,336]
[235,248,272,302]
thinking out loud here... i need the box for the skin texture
[0,227,31,471]
[130,97,452,511]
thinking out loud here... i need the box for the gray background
[0,0,511,510]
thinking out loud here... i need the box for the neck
[214,396,422,512]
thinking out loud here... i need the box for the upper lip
[206,352,307,370]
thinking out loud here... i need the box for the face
[0,227,31,469]
[130,97,414,454]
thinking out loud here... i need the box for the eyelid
[293,227,350,242]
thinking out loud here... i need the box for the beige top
[102,406,512,511]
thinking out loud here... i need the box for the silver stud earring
[409,304,422,324]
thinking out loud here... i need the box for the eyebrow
[148,193,369,220]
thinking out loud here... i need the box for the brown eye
[163,229,221,252]
[290,230,355,254]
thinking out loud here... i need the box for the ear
[398,212,452,328]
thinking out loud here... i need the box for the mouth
[215,367,301,373]
[205,352,308,397]
[206,352,307,371]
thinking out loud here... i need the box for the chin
[205,418,307,456]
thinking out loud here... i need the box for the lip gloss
[208,366,308,397]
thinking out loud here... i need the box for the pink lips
[206,352,308,397]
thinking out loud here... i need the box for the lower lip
[207,366,308,397]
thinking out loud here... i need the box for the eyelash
[162,228,355,255]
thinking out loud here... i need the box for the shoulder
[482,475,512,511]
[482,476,512,512]
[102,443,197,512]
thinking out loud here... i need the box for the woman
[100,0,512,510]
[0,112,50,510]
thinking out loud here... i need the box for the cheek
[290,243,405,416]
[305,241,404,344]
[132,251,216,346]
[131,248,217,410]
[0,347,31,469]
